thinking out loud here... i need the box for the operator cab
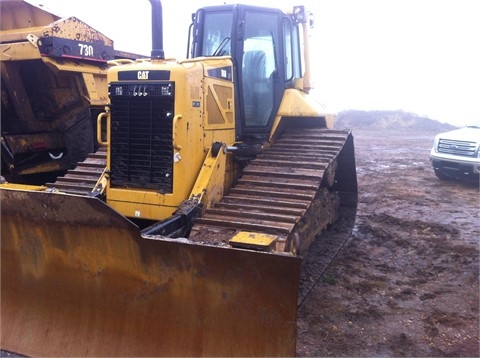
[190,4,304,141]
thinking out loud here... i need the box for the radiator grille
[109,82,174,192]
[438,138,477,157]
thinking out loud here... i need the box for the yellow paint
[0,183,47,191]
[189,145,227,210]
[104,57,236,221]
[229,231,278,250]
[269,89,335,141]
[276,88,328,117]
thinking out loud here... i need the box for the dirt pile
[335,110,457,132]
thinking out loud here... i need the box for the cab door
[191,5,287,140]
[235,7,285,138]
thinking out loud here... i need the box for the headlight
[432,137,440,153]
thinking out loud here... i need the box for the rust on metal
[0,127,357,356]
[1,189,301,357]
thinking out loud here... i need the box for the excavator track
[190,127,357,255]
[45,147,107,195]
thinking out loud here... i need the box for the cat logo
[138,71,150,80]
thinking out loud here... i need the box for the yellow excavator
[1,0,357,356]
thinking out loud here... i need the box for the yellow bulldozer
[1,0,358,356]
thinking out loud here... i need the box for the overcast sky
[35,0,480,126]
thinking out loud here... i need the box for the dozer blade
[1,189,301,357]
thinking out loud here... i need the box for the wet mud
[297,129,479,357]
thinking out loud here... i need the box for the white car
[430,125,480,182]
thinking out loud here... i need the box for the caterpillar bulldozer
[1,0,358,356]
[0,0,141,183]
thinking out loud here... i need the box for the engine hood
[436,126,480,143]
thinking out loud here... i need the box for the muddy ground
[296,128,479,357]
[1,125,478,358]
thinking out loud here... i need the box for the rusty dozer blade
[1,189,301,357]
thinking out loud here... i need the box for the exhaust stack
[150,0,165,59]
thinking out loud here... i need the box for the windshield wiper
[212,37,231,56]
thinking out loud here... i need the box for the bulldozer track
[43,128,355,306]
[45,147,107,195]
[190,127,356,248]
[0,129,356,357]
[189,127,357,304]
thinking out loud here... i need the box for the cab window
[241,11,279,127]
